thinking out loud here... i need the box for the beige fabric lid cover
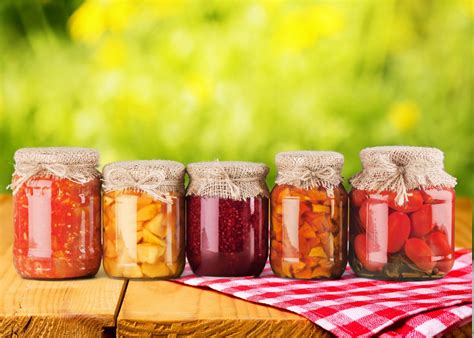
[275,151,344,190]
[186,161,269,200]
[10,147,100,194]
[103,160,185,203]
[350,146,456,205]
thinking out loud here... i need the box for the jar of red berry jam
[102,160,185,279]
[186,161,269,277]
[270,151,348,279]
[10,147,102,280]
[349,146,457,280]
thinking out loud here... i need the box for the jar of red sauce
[349,146,457,280]
[102,160,185,279]
[186,161,269,277]
[270,151,348,279]
[11,147,102,280]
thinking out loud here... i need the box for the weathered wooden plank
[0,248,126,337]
[117,280,327,337]
[0,195,126,337]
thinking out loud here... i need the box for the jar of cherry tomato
[11,147,102,279]
[270,151,348,279]
[349,146,457,280]
[102,160,185,279]
[186,161,269,277]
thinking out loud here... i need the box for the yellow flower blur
[273,4,344,52]
[95,37,127,69]
[388,101,421,132]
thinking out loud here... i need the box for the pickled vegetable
[13,176,101,279]
[270,184,347,279]
[349,188,455,280]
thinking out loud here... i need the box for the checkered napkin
[176,249,472,337]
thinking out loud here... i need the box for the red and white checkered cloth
[175,249,472,337]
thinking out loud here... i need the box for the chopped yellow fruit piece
[142,228,166,246]
[137,193,154,208]
[309,246,327,258]
[122,264,143,278]
[312,204,330,213]
[291,261,306,273]
[103,196,114,206]
[141,262,170,278]
[104,239,117,258]
[104,258,122,277]
[137,204,158,221]
[144,213,166,237]
[137,243,165,264]
[137,230,143,243]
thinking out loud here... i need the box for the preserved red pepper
[11,147,101,280]
[269,151,348,279]
[349,147,456,280]
[186,161,269,277]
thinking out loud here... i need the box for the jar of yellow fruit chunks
[102,160,185,279]
[270,151,348,279]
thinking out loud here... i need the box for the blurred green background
[0,0,472,195]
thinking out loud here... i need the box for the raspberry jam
[186,196,269,276]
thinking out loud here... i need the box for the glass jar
[12,147,102,279]
[349,146,457,280]
[102,160,185,279]
[270,151,348,279]
[186,161,269,277]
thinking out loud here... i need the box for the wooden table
[0,195,471,337]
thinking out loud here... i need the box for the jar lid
[103,160,185,202]
[186,161,269,200]
[10,147,100,195]
[275,151,344,190]
[14,147,99,166]
[359,146,444,167]
[351,145,456,206]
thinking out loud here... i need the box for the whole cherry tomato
[387,190,423,213]
[426,231,453,273]
[387,212,411,253]
[351,189,367,208]
[354,234,384,272]
[404,238,436,272]
[410,204,433,237]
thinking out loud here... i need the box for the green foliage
[0,0,472,195]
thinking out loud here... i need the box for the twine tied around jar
[275,151,344,195]
[104,168,176,204]
[196,161,244,200]
[8,147,100,195]
[350,146,457,206]
[186,160,269,200]
[102,160,185,204]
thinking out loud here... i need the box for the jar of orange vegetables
[102,160,185,279]
[349,146,457,280]
[270,151,348,279]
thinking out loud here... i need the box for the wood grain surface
[0,195,471,337]
[0,195,126,337]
